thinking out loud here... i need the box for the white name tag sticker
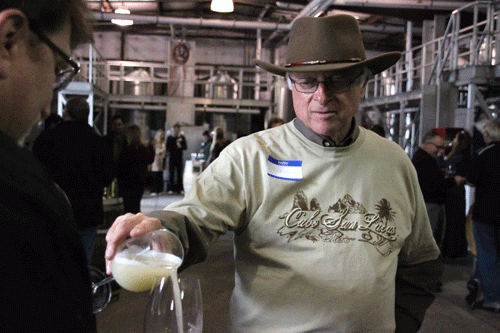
[267,156,303,181]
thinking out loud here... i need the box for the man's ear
[0,9,30,79]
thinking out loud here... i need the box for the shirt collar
[293,118,359,147]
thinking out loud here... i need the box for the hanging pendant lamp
[210,0,234,13]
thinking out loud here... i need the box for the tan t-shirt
[162,122,440,332]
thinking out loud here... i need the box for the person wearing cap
[106,15,442,332]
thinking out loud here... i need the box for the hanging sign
[172,43,190,64]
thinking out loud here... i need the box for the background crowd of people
[30,107,246,273]
[361,118,499,311]
[407,121,500,311]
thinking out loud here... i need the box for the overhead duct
[94,12,291,31]
[327,0,471,11]
[93,11,418,41]
[264,0,335,46]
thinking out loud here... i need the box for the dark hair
[213,127,225,141]
[481,119,500,141]
[111,114,126,123]
[449,131,472,158]
[65,97,89,122]
[44,113,62,129]
[369,124,386,137]
[125,124,142,147]
[423,129,443,143]
[268,117,285,128]
[1,0,93,48]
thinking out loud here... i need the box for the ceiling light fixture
[210,0,234,13]
[114,8,130,15]
[112,7,133,26]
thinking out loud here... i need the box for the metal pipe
[275,2,305,11]
[292,0,331,20]
[195,107,260,114]
[95,5,420,47]
[264,0,333,45]
[255,27,262,100]
[95,12,289,31]
[332,0,476,12]
[405,20,413,91]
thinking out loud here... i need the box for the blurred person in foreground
[106,15,442,332]
[0,0,96,332]
[467,119,500,312]
[33,97,114,264]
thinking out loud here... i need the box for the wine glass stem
[93,275,115,291]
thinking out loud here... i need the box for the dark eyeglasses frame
[29,24,80,91]
[287,71,365,94]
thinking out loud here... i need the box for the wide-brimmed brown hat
[255,15,401,76]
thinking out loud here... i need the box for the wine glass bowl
[111,229,185,292]
[117,229,185,259]
[144,277,203,333]
[89,266,113,313]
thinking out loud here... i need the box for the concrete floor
[94,193,500,332]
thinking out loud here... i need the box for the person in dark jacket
[116,124,155,213]
[33,97,114,263]
[104,114,127,172]
[467,119,500,312]
[440,130,473,258]
[411,130,466,245]
[166,123,187,193]
[207,126,230,165]
[0,1,97,331]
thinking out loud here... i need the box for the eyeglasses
[287,71,364,94]
[29,25,80,91]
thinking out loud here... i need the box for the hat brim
[254,51,401,77]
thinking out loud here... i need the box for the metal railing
[70,1,498,104]
[73,44,108,94]
[71,51,274,103]
[364,0,499,100]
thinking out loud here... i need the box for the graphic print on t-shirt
[277,191,397,256]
